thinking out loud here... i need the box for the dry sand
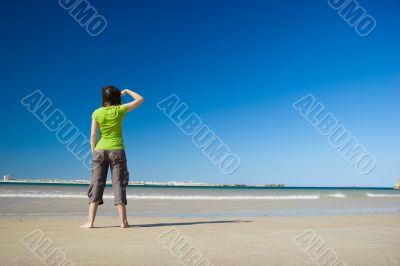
[1,214,399,266]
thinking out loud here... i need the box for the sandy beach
[0,214,399,266]
[1,185,400,265]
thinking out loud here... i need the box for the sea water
[1,182,399,217]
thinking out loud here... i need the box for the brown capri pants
[88,150,129,205]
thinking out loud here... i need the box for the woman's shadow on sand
[95,220,251,228]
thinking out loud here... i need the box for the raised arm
[90,119,99,153]
[121,89,144,112]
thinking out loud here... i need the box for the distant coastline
[0,179,284,189]
[0,179,395,190]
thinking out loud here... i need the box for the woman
[81,86,144,228]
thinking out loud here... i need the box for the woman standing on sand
[81,86,144,228]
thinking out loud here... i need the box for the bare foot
[121,222,130,228]
[80,222,94,228]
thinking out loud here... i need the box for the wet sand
[1,197,400,217]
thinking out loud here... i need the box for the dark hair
[102,85,121,107]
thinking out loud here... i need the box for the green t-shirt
[92,105,126,150]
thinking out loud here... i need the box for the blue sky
[1,0,399,186]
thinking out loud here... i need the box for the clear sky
[1,0,399,186]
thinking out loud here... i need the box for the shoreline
[1,208,399,219]
[1,197,400,218]
[0,181,395,190]
[2,184,399,265]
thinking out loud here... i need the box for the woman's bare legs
[80,203,129,228]
[117,204,130,228]
[80,202,99,228]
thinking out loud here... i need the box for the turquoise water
[0,182,399,200]
[1,182,399,217]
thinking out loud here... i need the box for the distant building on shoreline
[395,180,400,189]
[0,178,286,188]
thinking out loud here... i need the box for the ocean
[1,182,399,199]
[1,182,399,217]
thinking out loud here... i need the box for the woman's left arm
[90,119,99,153]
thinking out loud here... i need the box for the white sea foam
[366,193,400,198]
[0,193,320,200]
[126,195,320,200]
[327,193,347,198]
[0,193,86,198]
